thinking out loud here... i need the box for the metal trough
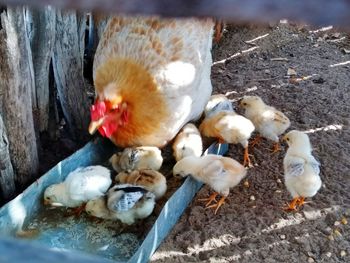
[0,138,228,263]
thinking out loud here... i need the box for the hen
[89,16,214,147]
[283,130,322,211]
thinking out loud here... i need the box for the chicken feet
[249,135,262,148]
[199,192,226,214]
[271,142,281,153]
[198,192,218,207]
[207,196,226,214]
[284,196,305,211]
[243,147,253,167]
[65,203,86,217]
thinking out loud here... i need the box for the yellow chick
[109,146,163,172]
[172,123,203,162]
[283,130,322,211]
[173,154,247,214]
[240,95,290,152]
[199,110,255,167]
[115,169,167,200]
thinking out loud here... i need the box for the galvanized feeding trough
[0,138,228,262]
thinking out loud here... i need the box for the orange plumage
[89,16,214,147]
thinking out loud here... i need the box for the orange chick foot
[250,135,262,148]
[283,197,299,212]
[65,203,86,217]
[198,192,218,207]
[206,196,226,214]
[271,142,281,153]
[243,147,253,168]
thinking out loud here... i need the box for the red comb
[90,100,106,121]
[98,121,118,138]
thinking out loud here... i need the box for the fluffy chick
[173,154,247,214]
[44,165,112,209]
[240,95,290,152]
[283,130,322,211]
[115,169,167,199]
[109,146,163,173]
[85,196,118,220]
[172,123,203,162]
[204,94,233,118]
[107,184,156,225]
[200,110,255,167]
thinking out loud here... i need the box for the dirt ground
[151,22,350,262]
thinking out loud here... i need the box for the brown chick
[173,154,247,214]
[115,169,167,200]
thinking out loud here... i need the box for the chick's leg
[249,135,262,148]
[65,203,86,217]
[206,196,226,214]
[271,142,281,153]
[198,192,218,207]
[296,196,305,207]
[243,147,253,167]
[284,197,299,211]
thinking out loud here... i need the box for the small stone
[287,68,297,76]
[308,257,315,263]
[264,69,271,74]
[280,234,286,240]
[325,227,332,233]
[328,235,334,241]
[244,250,253,256]
[275,190,282,193]
[342,48,350,54]
[243,180,250,188]
[334,221,340,226]
[334,229,342,237]
[250,195,255,201]
[326,252,332,258]
[340,250,346,257]
[276,179,282,183]
[341,217,348,225]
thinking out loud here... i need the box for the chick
[172,123,203,162]
[173,154,247,214]
[44,166,112,214]
[107,184,156,225]
[200,110,255,167]
[85,196,118,220]
[283,130,322,211]
[109,146,163,173]
[115,169,167,200]
[240,95,290,152]
[204,94,234,118]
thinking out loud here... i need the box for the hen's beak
[88,118,105,135]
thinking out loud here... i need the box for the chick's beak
[88,118,105,135]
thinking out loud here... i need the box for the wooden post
[27,7,56,132]
[52,10,90,140]
[0,7,39,188]
[0,114,16,201]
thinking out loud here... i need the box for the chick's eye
[243,103,247,106]
[286,138,290,141]
[46,197,51,200]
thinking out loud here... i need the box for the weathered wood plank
[0,7,39,188]
[27,6,56,132]
[52,10,90,140]
[0,114,16,201]
[0,0,350,27]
